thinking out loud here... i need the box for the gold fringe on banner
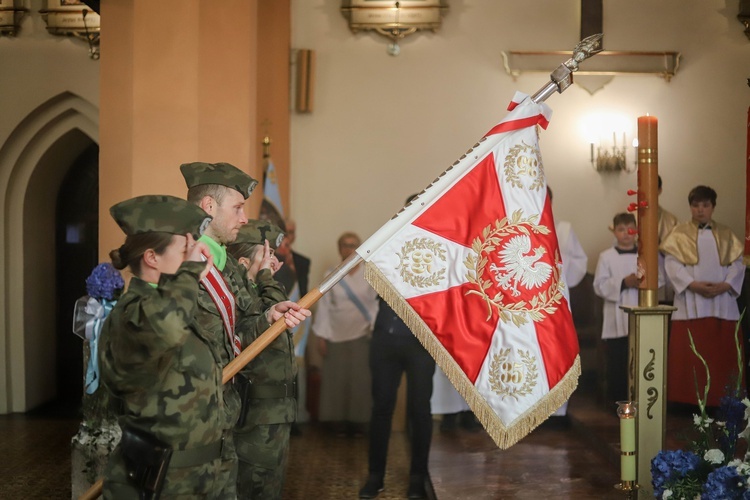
[365,261,580,449]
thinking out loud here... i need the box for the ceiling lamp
[341,0,448,56]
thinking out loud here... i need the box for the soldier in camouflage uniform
[181,162,310,498]
[228,221,297,499]
[99,195,233,498]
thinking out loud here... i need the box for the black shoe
[459,411,482,432]
[440,412,458,432]
[359,474,384,499]
[407,475,427,499]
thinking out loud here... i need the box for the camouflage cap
[180,161,258,200]
[110,195,212,238]
[234,220,285,249]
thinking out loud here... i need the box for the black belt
[169,437,224,468]
[244,381,297,399]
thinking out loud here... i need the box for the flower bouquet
[651,320,750,499]
[72,263,124,394]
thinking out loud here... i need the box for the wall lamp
[0,0,27,36]
[583,113,636,173]
[40,0,100,59]
[341,0,448,56]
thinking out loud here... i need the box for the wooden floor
[0,385,694,499]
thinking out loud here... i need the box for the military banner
[357,92,579,449]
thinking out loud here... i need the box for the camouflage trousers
[234,422,291,500]
[103,437,237,500]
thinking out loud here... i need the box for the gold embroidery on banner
[396,237,447,288]
[464,210,565,325]
[489,348,538,400]
[504,141,545,192]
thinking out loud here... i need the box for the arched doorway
[55,143,99,409]
[0,92,99,414]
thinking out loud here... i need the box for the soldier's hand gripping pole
[223,252,362,383]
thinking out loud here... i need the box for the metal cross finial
[567,33,603,70]
[531,33,603,103]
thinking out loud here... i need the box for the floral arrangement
[651,320,750,499]
[74,263,125,394]
[85,262,125,301]
[71,263,126,487]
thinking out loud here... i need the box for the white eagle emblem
[489,235,553,297]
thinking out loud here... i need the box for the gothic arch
[0,92,99,413]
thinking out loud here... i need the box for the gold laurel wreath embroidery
[503,140,545,192]
[464,210,564,326]
[396,237,447,288]
[489,348,538,400]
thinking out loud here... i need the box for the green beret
[234,220,286,249]
[180,161,258,200]
[110,195,212,238]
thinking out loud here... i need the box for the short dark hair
[688,185,717,206]
[657,175,662,190]
[613,212,636,228]
[187,184,229,205]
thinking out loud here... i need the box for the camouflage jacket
[237,268,298,427]
[99,262,225,449]
[195,253,271,429]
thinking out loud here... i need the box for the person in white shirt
[593,213,640,403]
[548,187,588,416]
[314,232,379,435]
[660,185,744,406]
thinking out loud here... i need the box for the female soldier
[99,194,234,499]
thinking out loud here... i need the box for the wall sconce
[40,0,100,59]
[584,114,636,173]
[0,0,27,36]
[590,133,629,172]
[341,0,448,56]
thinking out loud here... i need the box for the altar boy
[593,213,640,402]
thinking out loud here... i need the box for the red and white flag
[358,92,579,449]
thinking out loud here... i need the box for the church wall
[290,0,750,284]
[0,1,99,413]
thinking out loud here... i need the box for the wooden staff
[637,114,659,307]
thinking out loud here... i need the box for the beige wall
[0,1,100,413]
[290,0,749,285]
[99,0,264,260]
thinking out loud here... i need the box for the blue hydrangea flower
[702,465,745,500]
[719,394,747,457]
[651,450,701,498]
[85,263,125,301]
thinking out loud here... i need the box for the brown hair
[109,232,174,275]
[688,185,717,206]
[612,212,636,228]
[227,242,263,262]
[187,184,229,205]
[337,231,360,248]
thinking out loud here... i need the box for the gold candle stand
[621,305,674,498]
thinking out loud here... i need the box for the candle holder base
[614,481,639,499]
